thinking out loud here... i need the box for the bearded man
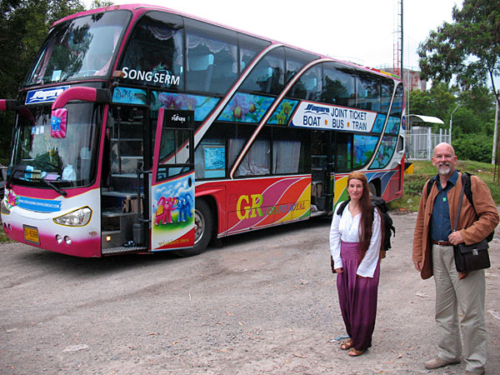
[412,143,498,375]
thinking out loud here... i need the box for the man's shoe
[424,357,460,369]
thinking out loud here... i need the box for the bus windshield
[25,11,131,86]
[10,103,100,188]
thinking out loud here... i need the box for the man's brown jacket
[413,172,499,280]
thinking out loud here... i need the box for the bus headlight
[53,207,92,227]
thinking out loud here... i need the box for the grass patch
[389,160,500,212]
[0,225,11,244]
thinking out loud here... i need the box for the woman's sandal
[340,340,353,350]
[348,348,365,357]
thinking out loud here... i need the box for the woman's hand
[335,268,344,273]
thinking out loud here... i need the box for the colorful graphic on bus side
[152,173,195,250]
[225,176,311,236]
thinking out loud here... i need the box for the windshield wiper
[42,179,67,197]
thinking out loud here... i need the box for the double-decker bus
[0,4,405,257]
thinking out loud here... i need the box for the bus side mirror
[49,87,110,138]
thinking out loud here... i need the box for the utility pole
[492,96,499,165]
[450,104,460,144]
[401,0,403,80]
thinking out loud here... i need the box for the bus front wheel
[172,199,213,257]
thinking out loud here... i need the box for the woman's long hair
[347,172,373,261]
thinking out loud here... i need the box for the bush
[452,135,492,163]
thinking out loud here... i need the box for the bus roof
[53,3,401,82]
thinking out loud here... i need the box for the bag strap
[453,179,466,232]
[337,199,350,216]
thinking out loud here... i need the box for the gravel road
[1,212,499,375]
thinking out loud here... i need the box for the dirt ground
[1,212,499,375]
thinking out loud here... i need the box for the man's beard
[438,163,451,175]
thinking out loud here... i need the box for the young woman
[329,172,383,356]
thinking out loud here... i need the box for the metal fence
[406,127,451,161]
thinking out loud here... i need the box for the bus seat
[256,67,273,93]
[211,54,237,93]
[188,54,214,92]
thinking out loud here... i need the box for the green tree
[417,0,500,105]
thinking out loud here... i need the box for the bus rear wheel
[172,199,213,257]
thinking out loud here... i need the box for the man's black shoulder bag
[452,176,491,272]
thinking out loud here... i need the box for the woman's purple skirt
[337,240,380,351]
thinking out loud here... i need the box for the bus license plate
[24,225,40,245]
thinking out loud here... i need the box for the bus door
[151,109,195,251]
[311,130,333,214]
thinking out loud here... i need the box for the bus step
[102,245,148,255]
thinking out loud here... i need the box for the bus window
[284,47,319,83]
[335,132,353,173]
[234,127,271,177]
[380,82,393,114]
[390,84,404,118]
[185,19,238,94]
[119,11,184,89]
[289,65,322,101]
[272,128,310,174]
[26,11,129,85]
[240,47,285,95]
[238,34,271,73]
[321,63,355,107]
[356,75,381,112]
[228,124,252,172]
[195,124,227,179]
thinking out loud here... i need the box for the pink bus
[0,4,405,257]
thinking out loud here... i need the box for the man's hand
[448,231,464,245]
[414,260,422,272]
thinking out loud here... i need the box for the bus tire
[172,199,213,257]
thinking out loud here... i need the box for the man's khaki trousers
[432,244,487,374]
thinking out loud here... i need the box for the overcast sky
[87,0,461,71]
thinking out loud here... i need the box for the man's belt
[432,240,452,246]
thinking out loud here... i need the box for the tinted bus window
[380,82,393,114]
[239,34,271,73]
[321,63,355,107]
[235,127,271,177]
[195,124,227,179]
[184,18,238,94]
[289,65,322,101]
[241,47,285,95]
[335,132,353,173]
[390,84,404,118]
[272,127,310,174]
[284,47,319,83]
[228,124,254,173]
[356,75,381,112]
[27,11,130,85]
[119,11,184,89]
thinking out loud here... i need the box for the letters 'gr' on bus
[0,4,405,258]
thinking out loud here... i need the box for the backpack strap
[426,176,437,198]
[336,199,350,216]
[461,172,475,212]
